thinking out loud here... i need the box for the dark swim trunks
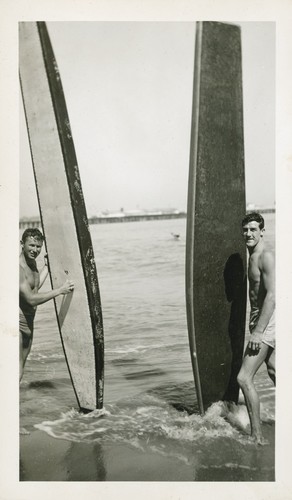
[19,309,35,348]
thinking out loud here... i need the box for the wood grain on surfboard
[185,22,247,414]
[19,22,104,411]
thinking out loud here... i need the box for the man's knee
[237,369,247,389]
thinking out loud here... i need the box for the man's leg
[265,347,275,385]
[19,330,33,381]
[19,332,24,381]
[237,343,270,443]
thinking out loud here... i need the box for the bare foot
[249,435,269,446]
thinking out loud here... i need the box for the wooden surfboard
[19,22,104,411]
[185,22,247,415]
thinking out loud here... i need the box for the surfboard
[185,22,247,415]
[19,22,104,411]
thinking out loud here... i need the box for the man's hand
[248,332,263,351]
[59,279,74,295]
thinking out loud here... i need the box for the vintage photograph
[19,21,275,481]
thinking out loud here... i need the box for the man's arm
[20,267,74,307]
[249,251,275,350]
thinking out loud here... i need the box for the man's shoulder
[262,247,274,259]
[19,252,26,268]
[19,258,33,278]
[259,248,275,269]
[19,261,28,284]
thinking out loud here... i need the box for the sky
[19,21,275,217]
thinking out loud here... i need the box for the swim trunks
[19,309,35,348]
[249,309,275,349]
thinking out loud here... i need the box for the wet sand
[20,421,275,482]
[20,430,194,481]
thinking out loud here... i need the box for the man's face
[21,236,43,261]
[242,221,264,249]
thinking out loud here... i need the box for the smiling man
[237,212,275,444]
[19,228,74,381]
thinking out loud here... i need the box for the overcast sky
[20,21,275,217]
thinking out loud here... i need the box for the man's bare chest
[248,259,261,287]
[23,266,39,291]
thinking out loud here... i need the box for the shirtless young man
[237,212,275,445]
[19,228,74,381]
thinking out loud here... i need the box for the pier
[19,207,274,230]
[19,211,187,230]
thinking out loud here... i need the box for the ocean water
[19,214,275,481]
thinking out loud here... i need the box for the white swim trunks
[249,310,275,349]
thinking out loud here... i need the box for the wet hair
[241,212,265,230]
[21,228,44,243]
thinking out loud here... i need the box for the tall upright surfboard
[19,22,104,411]
[185,22,247,415]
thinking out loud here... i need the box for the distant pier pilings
[19,211,187,230]
[19,217,42,230]
[89,212,187,225]
[19,207,275,230]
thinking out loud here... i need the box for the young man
[19,228,74,380]
[237,212,275,445]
